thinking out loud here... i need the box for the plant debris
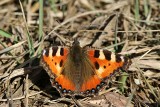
[0,0,160,107]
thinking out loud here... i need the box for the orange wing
[87,49,126,79]
[79,49,127,93]
[42,46,68,76]
[41,46,77,91]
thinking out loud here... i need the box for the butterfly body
[41,40,131,96]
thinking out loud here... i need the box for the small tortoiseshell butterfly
[40,40,131,96]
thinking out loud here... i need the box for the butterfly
[40,40,131,96]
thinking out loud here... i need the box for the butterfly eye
[58,85,62,89]
[68,90,72,93]
[86,90,90,94]
[91,89,96,93]
[55,82,58,86]
[50,77,55,81]
[100,82,105,86]
[80,91,84,95]
[96,85,101,90]
[62,89,67,93]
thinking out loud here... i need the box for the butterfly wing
[76,48,131,94]
[87,49,131,79]
[41,46,73,91]
[41,46,68,77]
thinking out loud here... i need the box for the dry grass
[0,0,160,107]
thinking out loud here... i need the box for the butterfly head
[72,39,80,47]
[69,39,84,64]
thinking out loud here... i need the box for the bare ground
[0,0,160,107]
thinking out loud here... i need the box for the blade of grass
[39,0,43,42]
[124,14,160,24]
[143,0,149,17]
[0,29,12,38]
[0,41,26,54]
[118,72,129,93]
[104,41,126,50]
[0,30,21,60]
[135,0,140,23]
[49,0,57,12]
[0,40,7,49]
[36,0,44,56]
[0,40,20,58]
[19,0,35,57]
[114,13,118,51]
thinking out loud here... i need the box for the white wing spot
[49,47,53,57]
[97,67,104,76]
[56,47,61,56]
[56,64,61,73]
[99,50,105,60]
[111,53,116,62]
